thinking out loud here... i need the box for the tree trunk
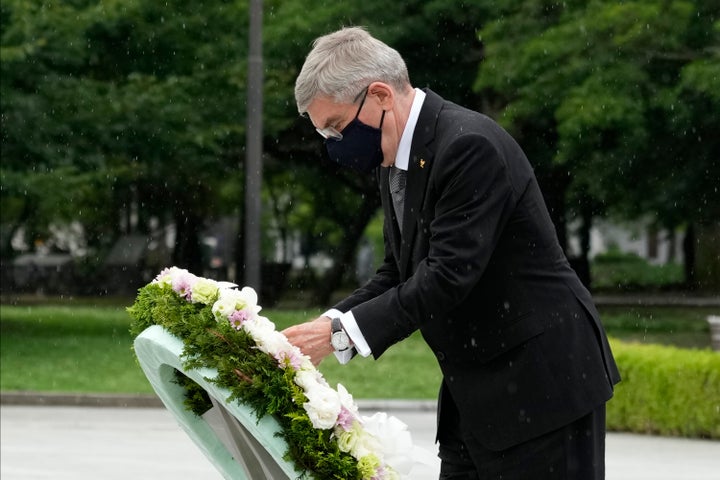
[683,223,696,289]
[694,222,720,292]
[575,200,593,288]
[234,207,245,283]
[172,208,204,274]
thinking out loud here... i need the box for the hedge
[606,338,720,439]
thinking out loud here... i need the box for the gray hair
[294,27,410,114]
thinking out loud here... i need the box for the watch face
[331,331,350,351]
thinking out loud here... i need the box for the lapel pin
[420,159,426,169]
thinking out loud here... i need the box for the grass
[599,306,713,349]
[0,304,147,393]
[0,301,714,398]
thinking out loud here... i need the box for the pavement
[1,399,719,480]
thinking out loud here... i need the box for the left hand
[282,316,334,366]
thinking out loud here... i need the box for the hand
[282,316,334,366]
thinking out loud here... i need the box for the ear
[367,82,394,110]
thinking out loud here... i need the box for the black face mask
[325,112,385,173]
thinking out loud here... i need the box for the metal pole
[244,0,263,290]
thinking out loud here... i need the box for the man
[283,26,620,479]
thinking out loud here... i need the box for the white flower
[235,286,262,314]
[337,383,359,418]
[294,370,340,430]
[303,383,342,430]
[294,369,324,392]
[212,286,261,322]
[336,423,362,452]
[243,315,276,343]
[335,419,385,460]
[212,294,237,321]
[361,412,414,476]
[255,330,293,356]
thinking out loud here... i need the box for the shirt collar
[393,88,426,171]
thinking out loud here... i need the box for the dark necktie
[389,166,407,228]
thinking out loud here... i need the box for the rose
[189,278,219,304]
[302,383,342,430]
[351,428,383,460]
[335,422,362,452]
[295,370,341,430]
[212,294,239,321]
[243,315,277,344]
[255,329,293,356]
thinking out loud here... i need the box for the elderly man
[283,27,620,480]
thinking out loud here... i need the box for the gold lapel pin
[420,159,426,169]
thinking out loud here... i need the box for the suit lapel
[399,147,432,278]
[398,89,442,279]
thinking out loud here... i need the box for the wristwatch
[330,317,351,352]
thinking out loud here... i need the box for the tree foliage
[2,0,716,299]
[2,0,249,271]
[475,0,719,229]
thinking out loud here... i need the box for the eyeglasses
[315,87,369,141]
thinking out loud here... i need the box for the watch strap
[331,317,343,334]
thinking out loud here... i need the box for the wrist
[330,317,351,352]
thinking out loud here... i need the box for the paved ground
[2,404,719,480]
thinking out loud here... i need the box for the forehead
[305,95,352,129]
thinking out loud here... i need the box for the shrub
[607,339,720,439]
[591,249,684,290]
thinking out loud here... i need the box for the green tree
[1,0,499,302]
[1,0,249,276]
[475,0,719,286]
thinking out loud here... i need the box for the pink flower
[168,270,196,300]
[371,465,388,480]
[173,279,192,299]
[274,350,303,371]
[336,406,355,431]
[229,309,249,330]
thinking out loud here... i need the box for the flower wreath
[128,267,414,480]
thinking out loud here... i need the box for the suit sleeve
[352,132,519,358]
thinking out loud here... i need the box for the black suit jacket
[334,89,620,451]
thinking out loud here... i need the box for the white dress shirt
[328,88,427,364]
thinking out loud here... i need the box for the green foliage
[2,0,717,301]
[607,339,720,438]
[591,250,684,290]
[126,282,361,479]
[1,0,248,259]
[173,370,213,416]
[475,0,720,229]
[1,0,496,294]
